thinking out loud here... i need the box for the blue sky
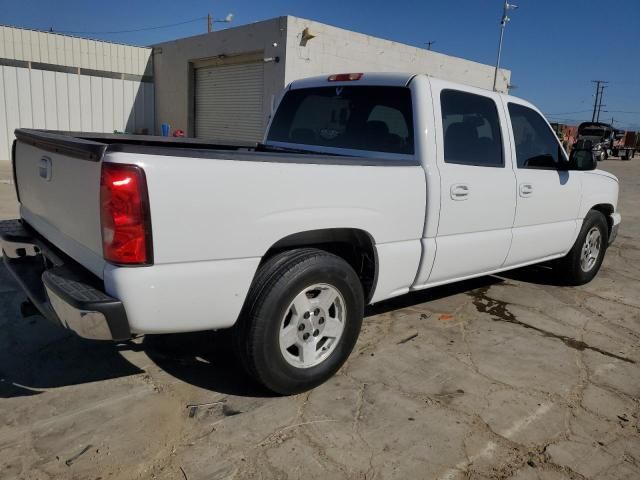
[3,0,640,129]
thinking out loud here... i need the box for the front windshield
[581,128,606,137]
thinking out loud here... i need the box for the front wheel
[235,248,364,395]
[555,210,608,285]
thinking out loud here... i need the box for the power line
[544,109,592,115]
[55,17,207,35]
[545,109,640,117]
[607,110,640,115]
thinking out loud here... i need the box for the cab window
[441,89,504,167]
[508,103,567,169]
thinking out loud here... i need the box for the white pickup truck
[2,72,621,394]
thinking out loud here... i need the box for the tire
[234,248,364,395]
[556,210,608,286]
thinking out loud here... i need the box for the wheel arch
[261,228,378,303]
[589,203,615,237]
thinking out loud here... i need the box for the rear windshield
[267,86,414,155]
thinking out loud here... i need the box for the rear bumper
[0,219,130,340]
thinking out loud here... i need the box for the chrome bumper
[0,219,130,341]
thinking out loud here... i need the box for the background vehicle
[1,73,621,394]
[575,122,615,161]
[612,129,637,160]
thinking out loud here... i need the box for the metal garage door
[194,62,264,142]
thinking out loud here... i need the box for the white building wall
[0,26,152,76]
[0,26,154,162]
[0,65,154,160]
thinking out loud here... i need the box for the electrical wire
[56,17,207,35]
[607,110,640,115]
[543,110,592,116]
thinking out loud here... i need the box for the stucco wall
[152,15,511,141]
[284,17,510,93]
[152,18,287,137]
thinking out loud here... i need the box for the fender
[578,170,619,221]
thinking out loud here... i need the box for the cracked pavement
[0,159,639,479]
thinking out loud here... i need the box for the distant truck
[575,122,615,161]
[612,130,637,160]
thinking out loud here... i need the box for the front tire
[235,248,364,395]
[556,210,608,285]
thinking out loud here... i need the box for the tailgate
[13,129,107,278]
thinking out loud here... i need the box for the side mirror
[567,148,597,171]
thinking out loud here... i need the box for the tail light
[328,73,363,82]
[100,163,153,265]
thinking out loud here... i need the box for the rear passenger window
[441,90,504,167]
[508,103,566,169]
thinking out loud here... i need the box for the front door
[503,101,582,267]
[427,85,517,284]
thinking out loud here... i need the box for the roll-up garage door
[194,62,265,142]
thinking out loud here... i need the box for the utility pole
[492,0,518,92]
[591,80,608,122]
[426,41,435,51]
[596,84,607,122]
[207,13,212,33]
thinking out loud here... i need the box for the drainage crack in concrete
[468,287,636,365]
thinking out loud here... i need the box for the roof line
[0,23,151,49]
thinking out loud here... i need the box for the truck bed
[12,129,422,281]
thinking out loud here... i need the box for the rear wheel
[556,210,608,285]
[235,248,364,395]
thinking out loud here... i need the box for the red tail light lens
[100,163,152,265]
[328,73,363,82]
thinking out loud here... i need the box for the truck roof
[290,72,416,89]
[289,72,534,109]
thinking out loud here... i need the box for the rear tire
[556,210,608,285]
[234,248,364,395]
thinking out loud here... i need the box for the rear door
[427,82,516,283]
[502,101,582,266]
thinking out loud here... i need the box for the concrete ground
[0,158,639,480]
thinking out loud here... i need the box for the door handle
[519,183,533,197]
[450,183,470,200]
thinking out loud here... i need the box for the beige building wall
[284,17,510,92]
[152,18,287,137]
[152,16,511,142]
